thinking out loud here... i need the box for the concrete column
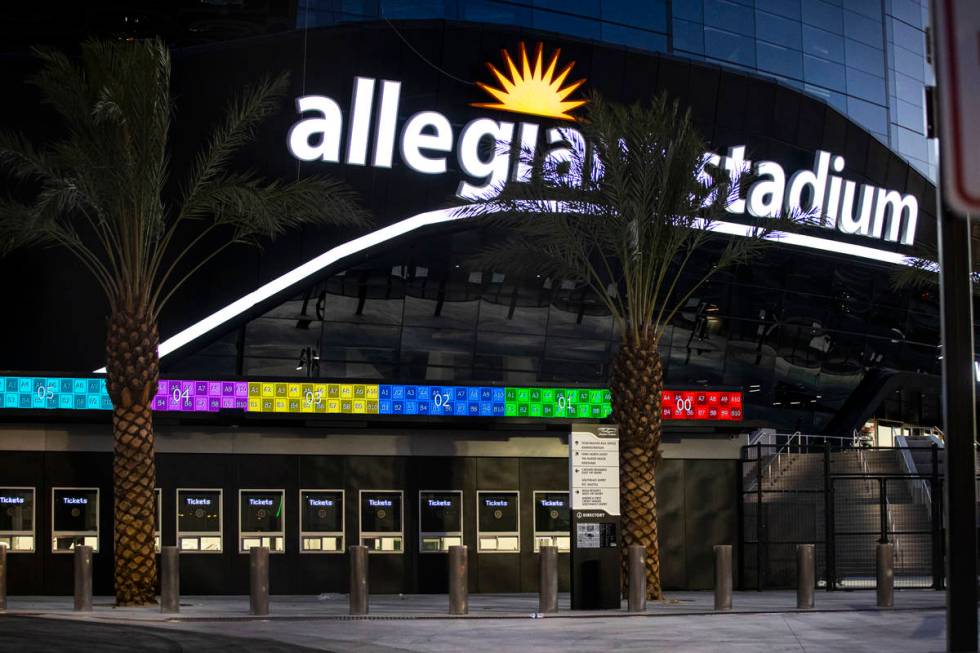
[160,546,179,614]
[449,545,469,615]
[627,544,646,613]
[714,544,733,611]
[73,545,93,612]
[249,546,270,616]
[796,544,815,609]
[538,545,558,614]
[876,542,894,608]
[349,545,369,615]
[0,545,7,611]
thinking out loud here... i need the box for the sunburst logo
[472,42,587,122]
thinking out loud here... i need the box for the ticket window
[239,489,285,553]
[476,491,520,553]
[418,491,463,553]
[299,490,344,553]
[176,489,222,553]
[532,491,571,553]
[154,489,161,554]
[359,490,403,553]
[0,487,35,552]
[52,488,99,553]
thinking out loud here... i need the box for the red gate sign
[935,0,980,213]
[661,390,743,421]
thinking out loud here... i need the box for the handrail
[895,435,933,521]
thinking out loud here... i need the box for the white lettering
[484,499,509,507]
[872,189,919,244]
[746,160,786,218]
[308,498,335,507]
[346,77,375,166]
[373,80,401,167]
[368,498,393,507]
[540,499,564,507]
[186,498,211,506]
[456,118,515,200]
[400,111,453,174]
[786,150,830,217]
[427,499,452,507]
[722,146,749,214]
[0,496,25,504]
[63,497,87,505]
[838,181,876,236]
[248,498,274,506]
[287,95,343,162]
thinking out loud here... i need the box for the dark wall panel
[656,459,687,590]
[683,460,738,590]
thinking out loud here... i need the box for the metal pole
[349,545,369,615]
[876,542,894,608]
[714,545,733,611]
[0,545,7,611]
[878,478,889,544]
[755,444,763,591]
[796,544,814,609]
[449,545,469,615]
[73,545,93,612]
[538,545,558,614]
[627,544,646,613]
[824,443,835,592]
[929,9,979,645]
[249,546,270,616]
[931,444,944,591]
[160,546,179,614]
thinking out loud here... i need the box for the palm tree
[0,39,366,605]
[461,93,800,599]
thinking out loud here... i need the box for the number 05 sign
[935,0,980,214]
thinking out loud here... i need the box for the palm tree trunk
[610,335,664,600]
[105,309,159,606]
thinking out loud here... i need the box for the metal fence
[739,439,955,590]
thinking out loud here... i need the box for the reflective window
[757,41,804,79]
[843,10,882,48]
[673,18,705,54]
[756,0,801,21]
[803,54,846,92]
[802,24,844,62]
[704,0,755,37]
[756,10,802,50]
[846,96,888,138]
[531,10,601,40]
[602,25,667,52]
[705,27,756,67]
[845,39,885,76]
[845,67,887,104]
[802,0,843,34]
[601,0,667,33]
[458,1,531,26]
[672,0,703,22]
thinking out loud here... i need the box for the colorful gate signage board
[0,375,743,422]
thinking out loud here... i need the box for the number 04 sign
[935,0,980,214]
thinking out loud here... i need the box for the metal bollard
[796,544,815,609]
[349,545,369,615]
[627,544,646,613]
[0,545,7,611]
[160,546,179,614]
[249,546,270,616]
[539,545,558,614]
[876,542,894,608]
[713,545,733,611]
[449,545,469,615]
[73,545,93,612]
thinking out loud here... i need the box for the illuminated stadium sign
[0,375,743,422]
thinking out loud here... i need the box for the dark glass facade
[297,0,934,178]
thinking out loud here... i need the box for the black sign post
[569,424,620,609]
[932,3,979,649]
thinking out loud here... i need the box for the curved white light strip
[93,208,913,372]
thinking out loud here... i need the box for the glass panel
[757,41,804,79]
[756,10,803,49]
[845,66,887,104]
[844,39,884,76]
[673,18,705,54]
[803,54,846,92]
[601,0,667,32]
[705,27,756,66]
[756,0,801,21]
[802,0,843,34]
[802,24,844,61]
[601,25,667,52]
[704,0,755,36]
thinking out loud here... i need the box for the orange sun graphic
[471,42,587,122]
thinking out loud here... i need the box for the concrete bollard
[160,546,179,614]
[349,545,369,615]
[627,544,646,613]
[796,544,815,609]
[249,546,270,616]
[876,542,894,608]
[0,545,7,611]
[538,545,558,614]
[73,545,93,612]
[713,545,733,611]
[449,545,469,615]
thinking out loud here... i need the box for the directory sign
[176,489,222,553]
[0,487,35,552]
[51,488,99,553]
[661,390,743,421]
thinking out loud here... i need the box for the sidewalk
[0,591,955,652]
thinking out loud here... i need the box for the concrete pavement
[0,591,958,652]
